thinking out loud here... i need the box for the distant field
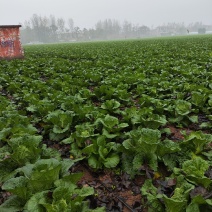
[0,35,212,211]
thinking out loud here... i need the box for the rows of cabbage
[0,35,212,211]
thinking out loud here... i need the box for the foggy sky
[1,0,212,28]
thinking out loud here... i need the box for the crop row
[0,35,212,211]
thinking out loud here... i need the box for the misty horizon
[1,0,212,29]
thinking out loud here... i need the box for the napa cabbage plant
[100,99,121,113]
[82,135,121,169]
[180,131,212,155]
[141,176,195,212]
[46,110,75,141]
[182,157,211,188]
[122,128,161,174]
[95,114,128,139]
[0,158,103,212]
[169,100,198,126]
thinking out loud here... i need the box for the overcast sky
[1,0,212,28]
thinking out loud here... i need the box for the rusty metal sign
[0,25,24,59]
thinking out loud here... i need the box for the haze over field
[1,0,212,28]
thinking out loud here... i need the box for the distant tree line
[21,14,74,43]
[20,14,211,44]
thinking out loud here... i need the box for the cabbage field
[0,35,212,211]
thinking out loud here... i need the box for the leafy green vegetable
[0,158,100,211]
[187,195,212,212]
[141,179,164,211]
[123,128,161,173]
[157,139,181,157]
[182,157,211,188]
[180,131,212,154]
[0,195,25,212]
[8,135,42,166]
[182,157,209,178]
[191,91,207,107]
[46,110,75,141]
[163,190,188,212]
[101,99,121,112]
[1,35,212,211]
[2,176,29,200]
[83,136,120,169]
[175,100,192,116]
[142,114,167,129]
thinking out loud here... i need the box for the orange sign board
[0,25,24,59]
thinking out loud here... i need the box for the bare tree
[68,18,74,32]
[57,18,65,32]
[123,21,132,38]
[49,15,58,33]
